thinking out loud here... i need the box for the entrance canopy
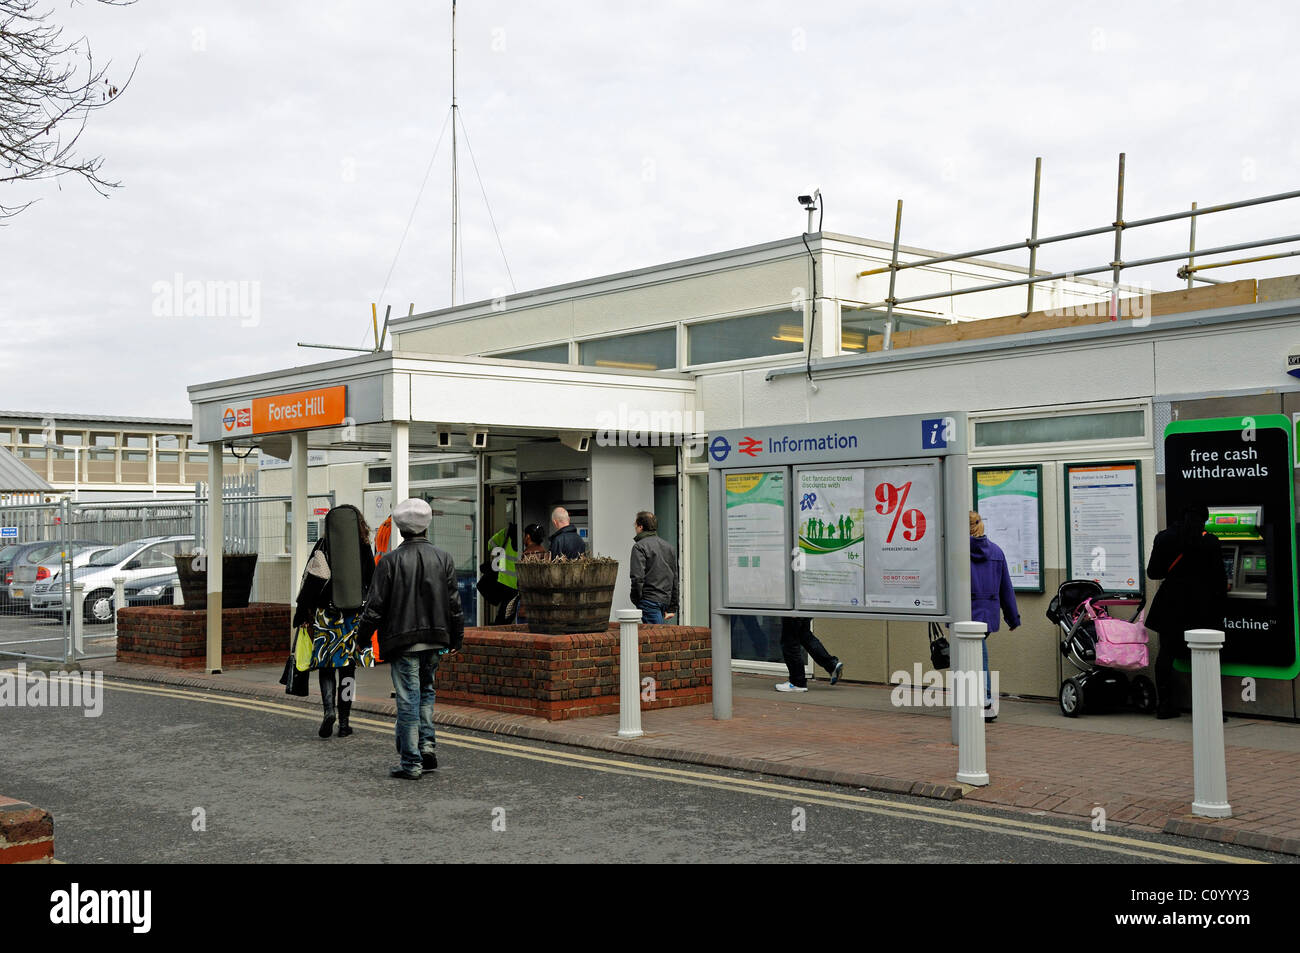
[186,350,698,672]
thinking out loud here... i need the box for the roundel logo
[709,435,731,462]
[222,407,236,432]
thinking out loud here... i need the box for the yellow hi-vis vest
[488,527,518,590]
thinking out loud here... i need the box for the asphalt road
[0,609,113,660]
[0,672,1289,864]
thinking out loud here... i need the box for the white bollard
[1186,628,1231,818]
[953,621,989,786]
[173,582,184,606]
[616,609,644,739]
[112,576,126,629]
[70,581,85,657]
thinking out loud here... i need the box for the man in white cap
[358,497,464,779]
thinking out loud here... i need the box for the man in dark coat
[358,498,464,779]
[547,506,587,559]
[629,510,679,624]
[1146,503,1227,719]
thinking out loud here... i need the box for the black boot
[318,669,337,738]
[337,700,353,737]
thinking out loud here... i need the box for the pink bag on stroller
[1085,600,1149,671]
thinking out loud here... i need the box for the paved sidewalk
[86,659,1300,856]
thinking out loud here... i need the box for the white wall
[588,444,654,614]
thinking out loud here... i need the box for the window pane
[688,312,803,365]
[92,432,117,447]
[368,466,391,484]
[975,411,1145,447]
[496,343,569,364]
[125,434,148,448]
[580,328,676,371]
[58,432,84,446]
[488,454,516,482]
[839,309,947,351]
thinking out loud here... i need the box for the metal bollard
[616,609,644,739]
[953,621,989,786]
[1186,628,1231,818]
[70,581,85,657]
[112,576,126,630]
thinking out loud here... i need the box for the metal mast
[450,0,460,306]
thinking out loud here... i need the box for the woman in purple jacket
[970,511,1021,721]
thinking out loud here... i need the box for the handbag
[278,654,309,696]
[928,622,950,670]
[1086,601,1150,671]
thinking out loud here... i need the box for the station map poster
[862,463,940,610]
[796,469,866,607]
[1065,461,1143,595]
[724,471,789,607]
[973,466,1044,592]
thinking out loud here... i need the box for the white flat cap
[392,497,432,534]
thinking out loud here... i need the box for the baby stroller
[1046,579,1156,718]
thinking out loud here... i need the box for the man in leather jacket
[358,497,464,779]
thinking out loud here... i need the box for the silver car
[7,544,112,611]
[31,535,195,623]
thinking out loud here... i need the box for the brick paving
[87,659,1300,856]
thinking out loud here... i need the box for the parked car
[30,535,194,623]
[2,540,103,609]
[7,543,112,611]
[123,570,179,607]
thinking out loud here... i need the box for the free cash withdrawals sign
[711,414,960,619]
[973,466,1043,592]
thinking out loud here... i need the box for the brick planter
[437,622,712,720]
[0,796,53,864]
[116,603,289,669]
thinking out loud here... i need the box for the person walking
[358,498,464,780]
[1146,502,1227,719]
[969,511,1020,721]
[292,504,375,739]
[629,510,678,624]
[774,617,843,692]
[547,506,586,559]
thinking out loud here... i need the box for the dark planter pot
[516,558,619,634]
[173,553,259,610]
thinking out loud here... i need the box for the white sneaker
[775,681,809,693]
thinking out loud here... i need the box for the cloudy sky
[3,0,1298,418]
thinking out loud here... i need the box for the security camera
[797,194,814,207]
[436,428,452,448]
[559,431,591,453]
[470,429,489,450]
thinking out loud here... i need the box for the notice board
[973,466,1044,592]
[1064,461,1144,596]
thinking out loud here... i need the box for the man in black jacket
[358,498,464,779]
[547,506,587,559]
[629,511,679,624]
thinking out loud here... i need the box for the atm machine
[1207,505,1269,600]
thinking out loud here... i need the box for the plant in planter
[173,548,259,610]
[515,554,619,635]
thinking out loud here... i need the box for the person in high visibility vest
[486,523,518,624]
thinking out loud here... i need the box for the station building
[187,231,1300,718]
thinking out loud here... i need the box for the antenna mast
[450,0,459,307]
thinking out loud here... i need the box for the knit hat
[969,511,985,538]
[393,498,433,535]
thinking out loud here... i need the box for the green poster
[974,467,1043,592]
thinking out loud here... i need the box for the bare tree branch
[0,0,137,220]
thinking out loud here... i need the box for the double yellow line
[75,677,1262,864]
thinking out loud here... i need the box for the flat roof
[0,410,192,428]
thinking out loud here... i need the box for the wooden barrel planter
[173,553,259,610]
[516,557,619,634]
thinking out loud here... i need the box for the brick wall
[437,622,712,720]
[116,603,289,669]
[0,796,53,864]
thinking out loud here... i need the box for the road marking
[63,676,1264,864]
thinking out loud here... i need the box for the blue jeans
[982,638,993,709]
[389,650,439,771]
[636,599,664,625]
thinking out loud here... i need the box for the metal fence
[0,487,334,663]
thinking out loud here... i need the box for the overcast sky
[3,0,1298,419]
